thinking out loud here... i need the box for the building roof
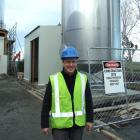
[24,25,61,38]
[24,26,40,38]
[0,28,8,37]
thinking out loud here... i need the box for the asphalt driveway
[0,77,108,140]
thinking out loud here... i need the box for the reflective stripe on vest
[51,110,85,118]
[50,72,86,118]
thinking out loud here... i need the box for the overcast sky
[4,0,61,53]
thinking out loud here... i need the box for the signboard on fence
[103,61,125,94]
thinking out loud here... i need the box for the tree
[121,0,140,61]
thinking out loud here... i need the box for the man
[41,45,93,140]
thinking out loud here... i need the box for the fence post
[122,49,129,119]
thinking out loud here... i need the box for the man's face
[62,59,77,75]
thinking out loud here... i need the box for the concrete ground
[0,77,108,140]
[113,119,140,140]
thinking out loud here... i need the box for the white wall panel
[0,55,7,74]
[39,26,62,85]
[24,26,62,85]
[0,37,4,54]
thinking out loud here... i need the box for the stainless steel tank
[0,0,4,28]
[62,0,121,61]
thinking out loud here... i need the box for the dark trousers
[52,127,84,140]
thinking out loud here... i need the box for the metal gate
[78,47,140,128]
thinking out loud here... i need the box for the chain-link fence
[78,47,140,128]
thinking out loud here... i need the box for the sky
[4,0,140,61]
[4,0,61,55]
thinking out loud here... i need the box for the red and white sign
[103,61,125,94]
[104,61,120,68]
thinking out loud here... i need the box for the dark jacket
[41,69,93,128]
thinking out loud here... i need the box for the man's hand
[42,128,50,135]
[86,122,93,131]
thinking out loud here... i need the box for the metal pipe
[94,117,140,129]
[88,47,140,51]
[0,0,4,28]
[109,0,121,60]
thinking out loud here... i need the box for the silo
[62,0,121,63]
[0,0,4,28]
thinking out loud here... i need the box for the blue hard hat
[61,45,79,59]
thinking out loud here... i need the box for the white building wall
[24,39,31,81]
[24,28,40,81]
[38,26,62,85]
[0,37,4,53]
[0,37,7,74]
[0,55,7,73]
[24,26,62,85]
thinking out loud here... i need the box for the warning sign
[103,61,125,94]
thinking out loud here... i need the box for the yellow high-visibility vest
[49,72,87,128]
